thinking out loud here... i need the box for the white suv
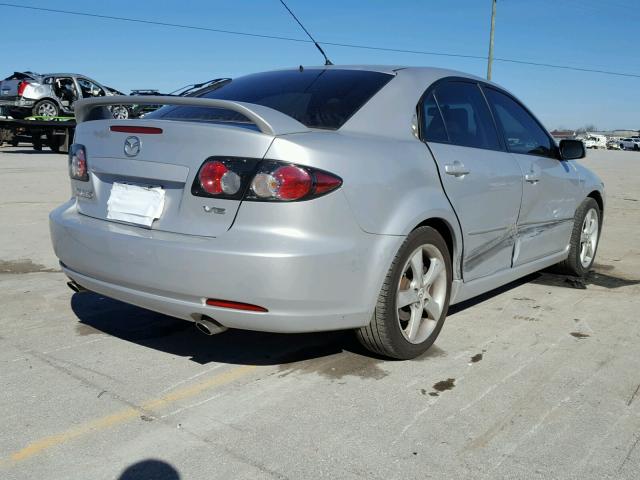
[619,137,640,150]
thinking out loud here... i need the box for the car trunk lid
[0,72,39,101]
[74,119,274,237]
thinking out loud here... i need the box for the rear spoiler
[74,95,309,136]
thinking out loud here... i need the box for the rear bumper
[0,98,34,108]
[50,199,403,333]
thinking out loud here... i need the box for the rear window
[145,69,393,130]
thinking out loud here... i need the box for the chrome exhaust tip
[195,316,228,336]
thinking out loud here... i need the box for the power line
[0,3,310,44]
[1,2,639,79]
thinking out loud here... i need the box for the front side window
[431,81,501,150]
[77,78,105,98]
[483,87,554,157]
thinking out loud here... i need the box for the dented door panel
[512,154,580,265]
[428,142,523,281]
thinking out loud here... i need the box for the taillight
[199,161,241,195]
[191,157,259,200]
[251,165,311,201]
[246,161,342,202]
[191,158,342,202]
[17,81,29,97]
[69,144,89,181]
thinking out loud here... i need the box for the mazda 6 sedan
[49,65,604,359]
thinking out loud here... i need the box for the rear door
[420,80,523,281]
[482,87,580,265]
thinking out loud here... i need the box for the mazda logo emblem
[124,136,141,157]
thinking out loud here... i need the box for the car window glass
[77,78,105,98]
[432,82,500,149]
[421,92,448,143]
[146,69,393,130]
[483,87,553,157]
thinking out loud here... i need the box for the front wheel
[558,198,601,276]
[356,226,452,359]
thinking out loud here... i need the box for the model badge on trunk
[203,206,226,214]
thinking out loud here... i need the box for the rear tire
[557,197,601,277]
[33,99,59,118]
[356,226,452,359]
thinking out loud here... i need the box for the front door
[482,87,581,266]
[421,81,523,281]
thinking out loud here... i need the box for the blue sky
[1,0,638,130]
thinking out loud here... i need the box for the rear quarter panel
[265,132,463,278]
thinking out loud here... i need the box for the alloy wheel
[579,208,599,268]
[396,244,447,344]
[37,102,57,118]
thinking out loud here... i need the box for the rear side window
[431,82,501,150]
[483,88,554,157]
[146,69,393,130]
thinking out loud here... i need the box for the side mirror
[559,139,585,160]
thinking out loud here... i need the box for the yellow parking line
[4,365,256,465]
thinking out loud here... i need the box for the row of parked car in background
[578,133,640,151]
[0,71,227,119]
[617,137,640,150]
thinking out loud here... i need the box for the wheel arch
[412,217,460,279]
[587,190,604,215]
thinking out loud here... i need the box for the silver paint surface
[49,65,605,333]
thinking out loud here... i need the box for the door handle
[444,161,470,177]
[525,172,540,184]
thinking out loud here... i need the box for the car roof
[271,64,485,81]
[41,73,91,78]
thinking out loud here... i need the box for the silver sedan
[49,66,604,359]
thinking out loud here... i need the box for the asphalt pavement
[1,146,639,480]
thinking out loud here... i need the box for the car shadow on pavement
[70,292,376,366]
[449,263,639,315]
[530,268,640,290]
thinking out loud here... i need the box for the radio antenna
[278,0,333,65]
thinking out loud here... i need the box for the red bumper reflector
[110,126,163,134]
[206,299,268,312]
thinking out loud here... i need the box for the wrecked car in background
[124,79,232,118]
[0,72,129,119]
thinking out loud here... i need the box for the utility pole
[487,0,497,81]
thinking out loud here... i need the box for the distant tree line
[556,124,598,133]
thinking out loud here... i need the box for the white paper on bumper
[107,182,165,227]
